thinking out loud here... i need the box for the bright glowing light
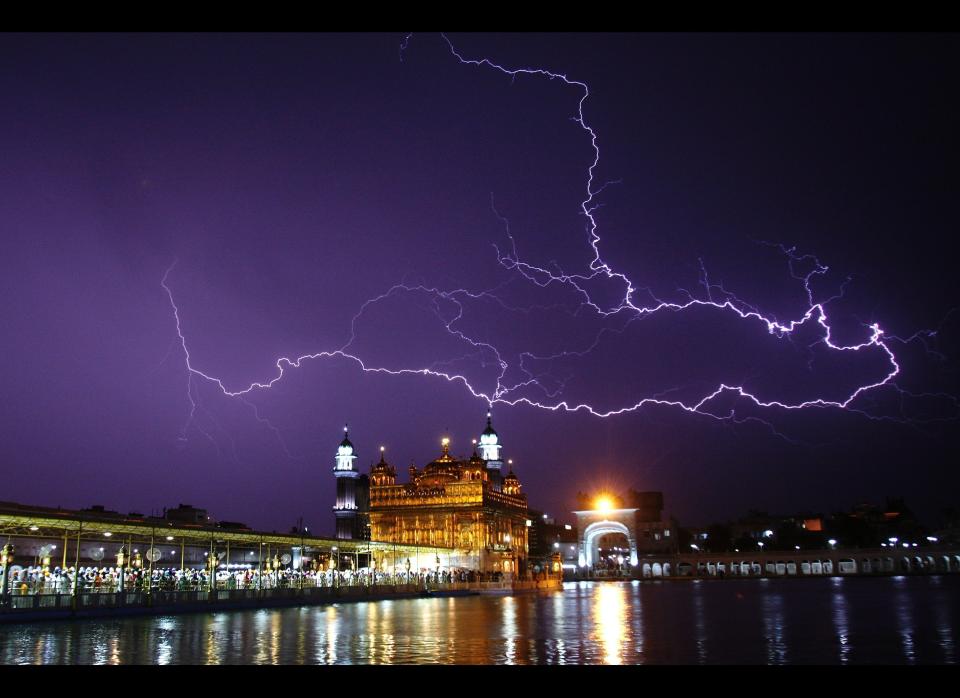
[927,536,938,543]
[28,526,38,531]
[763,530,774,538]
[889,537,898,543]
[166,536,174,541]
[441,437,450,447]
[103,532,112,537]
[828,539,837,546]
[595,497,613,512]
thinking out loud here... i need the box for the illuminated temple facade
[365,414,529,575]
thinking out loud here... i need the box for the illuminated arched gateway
[367,413,529,576]
[573,492,675,570]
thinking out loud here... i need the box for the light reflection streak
[205,615,222,665]
[928,577,956,664]
[691,581,708,664]
[594,583,627,664]
[761,589,787,664]
[830,583,852,665]
[254,609,271,664]
[502,595,517,664]
[156,617,175,665]
[269,610,282,664]
[893,576,917,664]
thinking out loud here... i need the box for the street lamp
[116,547,126,593]
[1,544,14,603]
[208,552,219,592]
[828,539,837,548]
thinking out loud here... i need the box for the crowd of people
[0,565,508,596]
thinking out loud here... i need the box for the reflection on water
[691,581,708,664]
[1,576,959,665]
[893,576,917,665]
[830,578,852,665]
[762,588,787,664]
[594,583,626,664]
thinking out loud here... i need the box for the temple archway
[577,518,640,569]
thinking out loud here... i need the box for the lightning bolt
[162,33,958,449]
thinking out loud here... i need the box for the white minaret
[479,411,504,491]
[333,424,360,539]
[479,411,501,461]
[335,424,358,473]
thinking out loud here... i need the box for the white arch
[581,520,638,567]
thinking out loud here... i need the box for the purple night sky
[1,33,957,533]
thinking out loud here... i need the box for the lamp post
[504,533,514,580]
[1,544,14,604]
[116,546,126,597]
[132,551,142,593]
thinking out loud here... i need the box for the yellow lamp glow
[595,497,613,512]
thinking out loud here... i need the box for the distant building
[528,509,578,572]
[164,504,210,526]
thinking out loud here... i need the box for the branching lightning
[162,33,957,447]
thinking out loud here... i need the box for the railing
[0,575,563,619]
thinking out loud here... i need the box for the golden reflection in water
[552,592,567,664]
[269,610,282,664]
[204,615,221,665]
[294,609,307,664]
[501,595,517,664]
[378,600,395,664]
[593,583,627,664]
[321,606,340,664]
[367,600,380,664]
[108,635,121,665]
